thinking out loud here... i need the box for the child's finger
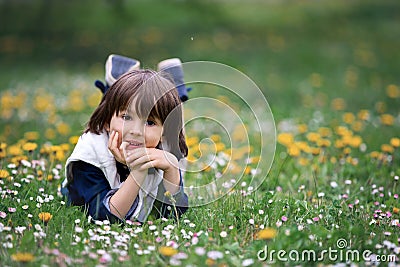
[107,130,115,148]
[125,147,149,160]
[109,132,119,151]
[138,160,156,170]
[120,141,129,157]
[126,152,153,168]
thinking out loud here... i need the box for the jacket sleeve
[65,160,138,223]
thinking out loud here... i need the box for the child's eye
[121,114,132,121]
[145,120,156,126]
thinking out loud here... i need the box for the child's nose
[127,121,143,136]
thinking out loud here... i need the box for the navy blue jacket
[62,160,188,223]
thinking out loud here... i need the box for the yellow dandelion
[68,135,79,145]
[60,143,70,151]
[210,134,221,142]
[306,132,320,143]
[318,127,331,137]
[393,207,399,214]
[294,141,309,152]
[380,114,395,126]
[349,135,363,148]
[256,228,277,240]
[335,139,345,149]
[343,112,355,124]
[331,98,346,111]
[345,156,352,164]
[317,139,331,148]
[186,136,199,147]
[10,156,28,166]
[223,148,232,157]
[381,144,394,154]
[1,108,13,119]
[386,84,400,98]
[24,131,39,141]
[33,92,55,113]
[375,101,386,114]
[298,157,309,166]
[88,91,102,108]
[56,122,71,136]
[68,90,85,112]
[22,142,38,152]
[11,252,35,263]
[343,147,351,155]
[215,142,226,152]
[351,121,364,132]
[288,145,301,157]
[1,91,14,109]
[47,111,57,124]
[311,147,321,156]
[297,124,308,134]
[390,137,400,148]
[159,246,178,257]
[38,212,52,223]
[248,156,261,164]
[0,169,10,179]
[48,146,66,161]
[244,166,252,175]
[330,156,337,164]
[187,153,197,163]
[0,142,7,149]
[45,128,56,140]
[369,151,380,159]
[350,157,358,166]
[14,91,27,109]
[39,143,51,154]
[37,170,44,181]
[0,142,6,158]
[357,109,370,121]
[277,132,294,147]
[335,126,352,136]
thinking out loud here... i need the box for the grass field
[0,0,399,266]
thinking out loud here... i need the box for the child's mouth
[126,141,144,150]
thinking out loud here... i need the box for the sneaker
[157,58,190,102]
[105,54,141,87]
[95,54,141,94]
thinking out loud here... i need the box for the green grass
[0,0,400,266]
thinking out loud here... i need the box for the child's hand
[125,148,181,194]
[126,148,180,194]
[108,131,126,164]
[125,148,178,172]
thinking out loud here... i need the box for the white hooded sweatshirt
[62,131,164,222]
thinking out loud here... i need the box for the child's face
[107,108,163,151]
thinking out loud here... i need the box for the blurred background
[0,0,399,145]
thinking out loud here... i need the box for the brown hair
[86,69,188,158]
